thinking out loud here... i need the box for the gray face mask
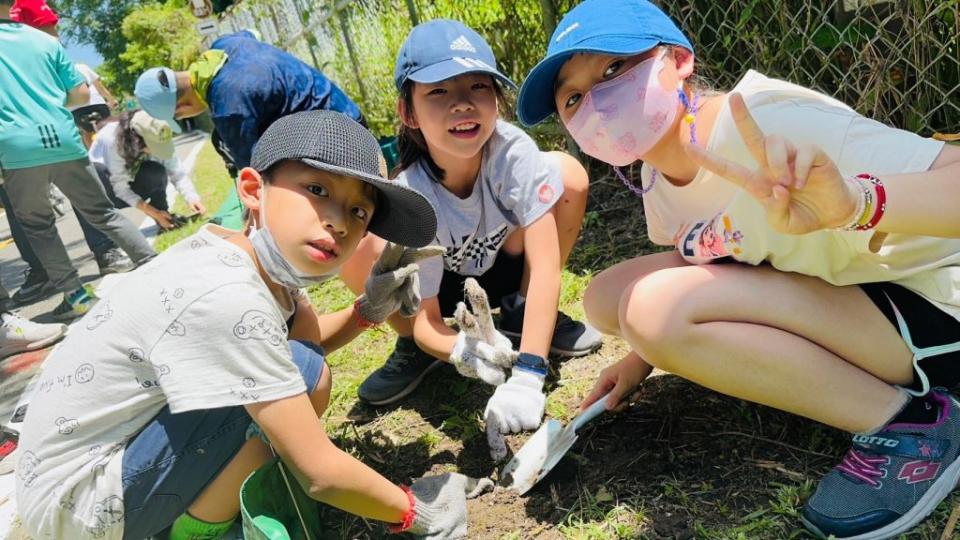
[248,183,337,289]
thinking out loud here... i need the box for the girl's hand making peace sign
[685,93,860,235]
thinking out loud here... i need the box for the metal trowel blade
[499,419,564,494]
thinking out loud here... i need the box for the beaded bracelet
[388,485,417,533]
[353,298,378,329]
[837,176,868,231]
[852,176,874,229]
[838,174,886,231]
[854,173,886,231]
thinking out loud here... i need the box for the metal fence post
[537,0,579,157]
[292,0,322,68]
[538,0,557,37]
[405,0,420,26]
[337,6,370,106]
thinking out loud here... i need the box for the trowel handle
[570,391,613,433]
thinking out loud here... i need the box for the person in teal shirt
[0,3,155,320]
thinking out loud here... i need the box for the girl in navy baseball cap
[521,2,960,539]
[340,18,602,460]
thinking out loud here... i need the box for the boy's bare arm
[287,295,364,353]
[245,394,409,522]
[411,297,459,360]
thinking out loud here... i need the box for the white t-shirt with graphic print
[398,120,564,298]
[16,225,305,540]
[641,70,960,321]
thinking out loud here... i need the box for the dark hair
[115,111,149,172]
[396,77,507,182]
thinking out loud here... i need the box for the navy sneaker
[802,389,960,539]
[357,336,441,405]
[499,292,602,357]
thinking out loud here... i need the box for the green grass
[557,486,647,539]
[153,139,236,252]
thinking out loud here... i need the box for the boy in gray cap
[16,111,487,540]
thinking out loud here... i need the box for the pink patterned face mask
[565,53,679,166]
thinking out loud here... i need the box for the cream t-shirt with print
[16,225,306,540]
[644,71,958,320]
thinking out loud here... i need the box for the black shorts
[72,104,111,133]
[860,282,960,392]
[435,251,524,317]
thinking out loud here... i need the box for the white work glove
[484,355,548,461]
[357,243,445,324]
[395,473,494,539]
[448,278,517,386]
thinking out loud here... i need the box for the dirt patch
[317,346,845,539]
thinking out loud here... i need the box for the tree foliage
[118,1,202,89]
[53,0,200,94]
[52,0,148,89]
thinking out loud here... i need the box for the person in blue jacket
[134,30,364,229]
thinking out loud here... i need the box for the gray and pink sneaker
[802,389,960,539]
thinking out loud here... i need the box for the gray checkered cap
[250,110,437,247]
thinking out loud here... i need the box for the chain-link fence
[212,0,958,142]
[662,0,959,137]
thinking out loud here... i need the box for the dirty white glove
[448,278,517,385]
[484,354,548,461]
[357,243,445,323]
[396,473,493,539]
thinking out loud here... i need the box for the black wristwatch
[515,352,547,376]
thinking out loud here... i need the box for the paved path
[0,132,208,537]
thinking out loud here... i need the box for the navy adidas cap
[394,19,516,91]
[517,0,693,126]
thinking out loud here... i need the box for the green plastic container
[240,459,323,540]
[379,136,400,175]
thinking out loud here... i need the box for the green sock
[168,511,235,540]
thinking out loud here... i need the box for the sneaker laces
[381,341,417,375]
[836,447,888,487]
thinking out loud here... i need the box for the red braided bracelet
[388,485,416,533]
[854,173,886,231]
[353,298,378,329]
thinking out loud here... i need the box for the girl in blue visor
[517,1,960,538]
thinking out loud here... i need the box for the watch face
[517,353,547,372]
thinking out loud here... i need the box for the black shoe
[499,292,603,357]
[11,268,53,306]
[357,336,441,405]
[95,248,136,275]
